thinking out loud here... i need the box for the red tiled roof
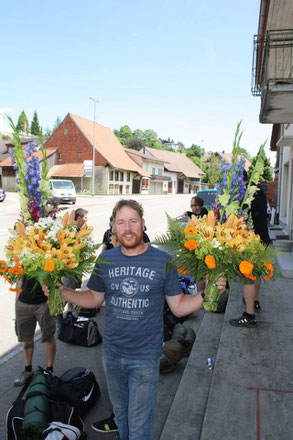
[0,148,56,167]
[70,114,151,178]
[144,147,203,178]
[48,164,85,178]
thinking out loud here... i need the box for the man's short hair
[191,196,204,207]
[74,208,88,221]
[112,199,144,220]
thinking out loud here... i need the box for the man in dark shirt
[184,196,208,219]
[230,171,271,328]
[14,277,56,386]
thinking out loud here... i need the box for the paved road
[0,193,191,359]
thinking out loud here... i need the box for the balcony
[252,29,293,123]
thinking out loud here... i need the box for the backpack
[40,421,86,440]
[48,367,100,416]
[58,314,102,347]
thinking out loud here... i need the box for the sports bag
[40,421,86,440]
[49,367,100,416]
[6,374,32,440]
[6,371,84,440]
[58,314,102,347]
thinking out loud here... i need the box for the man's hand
[216,277,227,293]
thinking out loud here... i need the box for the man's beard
[118,231,143,249]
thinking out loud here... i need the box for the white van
[49,179,76,204]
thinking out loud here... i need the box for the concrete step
[159,307,225,440]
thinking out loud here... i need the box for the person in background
[101,216,114,252]
[14,277,56,386]
[46,199,226,439]
[230,170,271,328]
[184,196,208,219]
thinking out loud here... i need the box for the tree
[249,152,273,182]
[203,155,221,186]
[44,127,52,136]
[186,144,205,159]
[114,125,133,145]
[144,129,162,149]
[16,110,29,135]
[30,110,41,135]
[52,116,62,133]
[127,137,144,151]
[1,134,10,140]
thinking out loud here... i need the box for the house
[141,146,204,194]
[0,137,55,190]
[125,148,171,194]
[44,113,150,195]
[252,0,293,274]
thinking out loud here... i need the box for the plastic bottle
[207,357,213,370]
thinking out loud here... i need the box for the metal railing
[252,29,293,96]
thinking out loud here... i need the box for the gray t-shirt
[87,245,181,359]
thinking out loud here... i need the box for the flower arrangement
[155,123,279,311]
[1,212,99,315]
[0,118,100,315]
[8,116,58,224]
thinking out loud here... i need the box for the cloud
[0,107,13,114]
[175,121,185,126]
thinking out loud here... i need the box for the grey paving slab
[201,278,293,440]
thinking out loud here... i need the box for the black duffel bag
[58,314,102,347]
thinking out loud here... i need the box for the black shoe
[242,298,261,312]
[229,312,257,328]
[91,416,118,433]
[14,369,34,387]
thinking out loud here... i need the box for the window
[109,184,114,194]
[120,171,124,181]
[115,171,119,181]
[109,171,114,181]
[126,185,130,194]
[142,178,149,190]
[127,172,131,182]
[58,153,62,160]
[77,152,82,159]
[158,168,162,176]
[64,129,68,135]
[152,168,155,175]
[115,184,119,194]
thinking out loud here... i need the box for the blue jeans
[102,346,160,440]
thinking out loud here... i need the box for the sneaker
[229,312,257,328]
[91,416,118,433]
[242,298,261,312]
[14,370,34,387]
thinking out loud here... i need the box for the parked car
[195,189,217,210]
[49,179,76,204]
[0,188,6,202]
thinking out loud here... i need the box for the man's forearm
[169,293,204,318]
[62,288,104,309]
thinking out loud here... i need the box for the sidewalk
[1,275,293,439]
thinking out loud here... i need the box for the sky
[0,0,276,164]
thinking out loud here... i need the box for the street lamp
[89,96,101,196]
[199,140,204,190]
